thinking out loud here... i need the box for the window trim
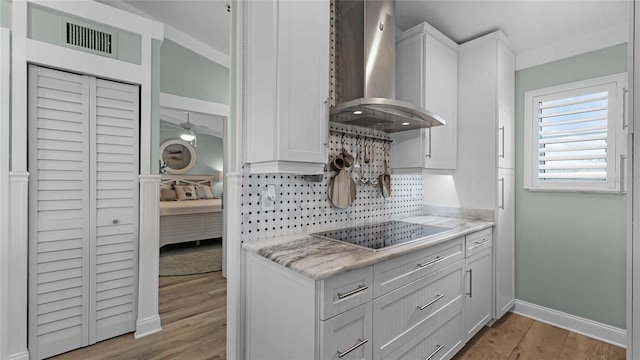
[523,73,627,193]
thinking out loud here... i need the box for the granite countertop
[242,215,494,280]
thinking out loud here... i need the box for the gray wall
[160,39,229,105]
[515,43,627,329]
[160,121,224,196]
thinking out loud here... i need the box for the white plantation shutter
[89,78,139,343]
[28,65,139,359]
[524,74,626,192]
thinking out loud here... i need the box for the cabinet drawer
[373,261,463,360]
[319,266,373,320]
[373,237,464,297]
[465,228,492,257]
[383,307,463,360]
[320,302,373,360]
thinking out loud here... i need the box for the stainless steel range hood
[329,0,445,133]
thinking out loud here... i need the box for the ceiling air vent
[65,22,112,54]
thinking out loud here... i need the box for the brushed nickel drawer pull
[471,238,490,249]
[337,338,368,358]
[337,285,368,300]
[466,269,473,298]
[418,256,442,268]
[425,344,445,360]
[417,294,444,311]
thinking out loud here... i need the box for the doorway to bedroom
[158,108,225,276]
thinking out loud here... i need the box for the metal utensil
[370,146,378,187]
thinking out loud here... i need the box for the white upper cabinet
[497,42,515,169]
[392,23,458,171]
[244,0,329,174]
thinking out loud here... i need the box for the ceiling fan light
[180,130,196,142]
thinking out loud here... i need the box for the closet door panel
[89,78,140,343]
[28,65,91,360]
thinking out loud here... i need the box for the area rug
[159,238,222,276]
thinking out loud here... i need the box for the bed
[159,175,223,248]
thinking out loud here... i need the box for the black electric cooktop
[311,221,455,251]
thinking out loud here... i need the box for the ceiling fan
[179,114,197,141]
[159,111,218,140]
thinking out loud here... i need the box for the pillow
[196,185,214,199]
[160,186,177,201]
[175,185,198,200]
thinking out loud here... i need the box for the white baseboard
[134,316,162,339]
[512,300,626,348]
[7,351,29,360]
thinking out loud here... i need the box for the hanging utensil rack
[329,123,393,143]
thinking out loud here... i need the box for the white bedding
[159,198,222,216]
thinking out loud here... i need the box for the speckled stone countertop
[242,216,494,280]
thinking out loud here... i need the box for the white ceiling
[100,1,628,64]
[395,0,628,55]
[100,0,231,56]
[160,108,224,138]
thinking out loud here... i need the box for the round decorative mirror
[159,139,197,174]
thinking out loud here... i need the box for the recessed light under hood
[329,0,446,133]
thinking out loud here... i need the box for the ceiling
[395,0,628,55]
[160,108,224,139]
[101,0,628,61]
[101,0,231,56]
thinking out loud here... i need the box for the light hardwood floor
[454,312,625,360]
[52,273,623,360]
[51,272,227,360]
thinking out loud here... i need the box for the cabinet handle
[417,294,444,311]
[623,87,628,130]
[337,338,368,358]
[417,256,442,268]
[471,238,490,249]
[620,154,627,196]
[337,285,368,300]
[499,126,505,158]
[466,269,473,298]
[425,344,445,360]
[426,127,432,159]
[324,97,330,148]
[499,177,505,210]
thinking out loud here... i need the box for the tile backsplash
[241,126,425,242]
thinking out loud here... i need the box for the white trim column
[135,175,162,338]
[225,172,243,359]
[8,172,29,360]
[0,27,10,360]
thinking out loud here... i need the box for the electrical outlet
[261,184,276,211]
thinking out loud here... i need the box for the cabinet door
[424,35,457,170]
[396,33,424,108]
[392,34,425,170]
[277,0,329,164]
[495,168,515,318]
[245,0,329,173]
[465,248,492,341]
[321,302,373,360]
[497,41,515,169]
[392,31,458,171]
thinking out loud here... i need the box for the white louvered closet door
[28,65,140,360]
[89,78,140,343]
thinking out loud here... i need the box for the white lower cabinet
[245,228,494,360]
[465,247,493,341]
[321,303,373,360]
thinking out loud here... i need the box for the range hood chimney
[329,0,445,133]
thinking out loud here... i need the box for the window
[524,73,627,192]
